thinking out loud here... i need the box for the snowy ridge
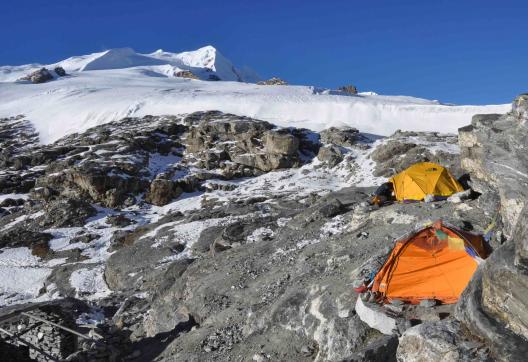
[0,45,258,83]
[0,45,510,144]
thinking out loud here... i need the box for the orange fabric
[371,222,487,304]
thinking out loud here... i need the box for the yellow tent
[389,162,464,201]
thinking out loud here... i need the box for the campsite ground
[0,102,521,361]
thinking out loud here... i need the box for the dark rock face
[0,229,52,249]
[37,198,97,228]
[207,74,221,81]
[54,66,67,77]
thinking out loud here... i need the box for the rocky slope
[0,98,527,361]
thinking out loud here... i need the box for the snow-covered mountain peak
[173,45,219,70]
[0,45,260,83]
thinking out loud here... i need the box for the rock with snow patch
[174,70,199,80]
[320,126,362,148]
[338,85,358,95]
[19,67,54,83]
[317,144,344,166]
[257,77,287,85]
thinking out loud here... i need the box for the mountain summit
[0,45,260,83]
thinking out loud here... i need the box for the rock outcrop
[453,94,528,361]
[257,77,287,85]
[338,85,358,95]
[174,70,199,79]
[372,131,462,178]
[184,111,316,175]
[397,320,490,362]
[19,67,54,83]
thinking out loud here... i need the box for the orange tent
[371,221,487,304]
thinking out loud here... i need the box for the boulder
[397,320,491,362]
[37,198,97,228]
[317,145,344,166]
[371,141,417,164]
[0,229,53,249]
[320,127,361,148]
[146,178,183,206]
[355,297,397,335]
[264,129,299,155]
[20,67,54,83]
[371,132,462,178]
[54,66,67,77]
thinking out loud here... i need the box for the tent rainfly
[370,220,487,304]
[390,162,464,202]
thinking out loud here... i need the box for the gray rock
[174,70,199,80]
[455,242,528,361]
[455,94,528,361]
[320,126,361,147]
[512,93,528,122]
[37,198,97,228]
[257,77,287,85]
[317,145,344,166]
[264,129,299,156]
[397,320,491,362]
[19,67,54,83]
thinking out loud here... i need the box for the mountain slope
[0,45,509,143]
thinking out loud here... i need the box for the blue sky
[2,0,527,104]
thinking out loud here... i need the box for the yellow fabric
[448,236,465,251]
[389,162,464,201]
